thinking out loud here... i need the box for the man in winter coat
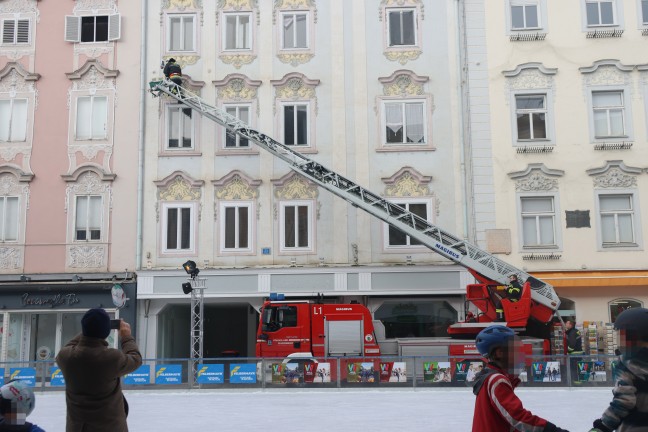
[56,308,142,432]
[589,307,648,432]
[472,325,569,432]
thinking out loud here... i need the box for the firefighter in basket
[489,274,523,322]
[163,58,183,96]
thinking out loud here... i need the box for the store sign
[21,293,80,308]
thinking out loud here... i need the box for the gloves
[543,422,569,432]
[590,419,612,432]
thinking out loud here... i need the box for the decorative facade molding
[273,0,318,24]
[384,50,422,65]
[0,247,21,269]
[378,0,424,21]
[214,74,262,101]
[0,0,39,14]
[68,144,114,162]
[68,245,105,268]
[0,148,31,164]
[508,163,564,192]
[61,165,116,183]
[503,63,556,92]
[161,55,200,68]
[271,72,320,114]
[64,171,112,213]
[0,172,30,211]
[587,160,641,189]
[216,0,260,26]
[162,0,203,11]
[0,62,40,97]
[219,54,256,69]
[379,70,429,97]
[0,167,33,184]
[277,53,315,67]
[382,167,432,197]
[155,171,203,201]
[66,60,118,107]
[213,171,261,200]
[579,60,633,87]
[272,171,318,199]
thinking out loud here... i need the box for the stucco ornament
[216,0,259,25]
[384,50,422,65]
[158,176,201,201]
[0,174,28,197]
[593,168,637,188]
[383,75,424,97]
[273,0,318,24]
[378,0,424,21]
[219,54,256,69]
[217,78,257,101]
[515,172,558,192]
[0,148,29,162]
[276,78,316,100]
[0,0,38,14]
[162,0,202,11]
[385,172,428,197]
[0,69,36,97]
[277,53,315,67]
[583,65,630,87]
[275,177,318,199]
[65,172,111,214]
[69,246,105,268]
[161,55,200,68]
[0,248,21,269]
[215,175,259,200]
[507,69,553,91]
[74,0,117,13]
[71,65,115,92]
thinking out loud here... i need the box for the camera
[110,319,121,330]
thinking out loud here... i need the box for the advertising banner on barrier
[306,362,330,383]
[155,364,182,385]
[10,368,36,386]
[50,367,65,387]
[271,363,303,384]
[423,361,452,383]
[577,361,594,381]
[124,365,151,385]
[196,364,224,384]
[346,362,376,383]
[229,364,256,384]
[379,362,407,383]
[0,368,4,386]
[453,361,483,383]
[532,361,561,382]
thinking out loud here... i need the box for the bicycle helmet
[0,380,35,419]
[475,325,516,358]
[614,307,648,342]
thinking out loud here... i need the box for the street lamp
[181,261,206,387]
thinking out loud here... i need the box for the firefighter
[565,318,584,384]
[490,274,523,322]
[163,58,183,96]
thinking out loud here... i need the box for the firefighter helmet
[475,325,516,358]
[0,379,35,418]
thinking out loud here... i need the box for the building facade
[0,0,140,364]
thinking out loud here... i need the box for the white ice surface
[28,387,612,431]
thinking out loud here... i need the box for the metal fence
[3,354,618,391]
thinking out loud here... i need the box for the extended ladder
[149,80,560,314]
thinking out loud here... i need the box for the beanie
[81,308,111,339]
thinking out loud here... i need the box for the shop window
[609,299,643,323]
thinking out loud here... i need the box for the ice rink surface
[29,387,612,431]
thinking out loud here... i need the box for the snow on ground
[29,387,612,431]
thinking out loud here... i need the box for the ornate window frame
[159,75,204,156]
[162,0,203,66]
[217,0,259,69]
[0,0,38,56]
[273,0,317,67]
[0,168,31,271]
[380,0,423,65]
[505,0,547,34]
[580,0,624,30]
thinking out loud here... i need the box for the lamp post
[182,261,206,386]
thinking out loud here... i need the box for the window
[387,201,428,247]
[516,95,547,140]
[281,12,308,49]
[0,196,19,242]
[75,96,107,140]
[221,203,251,251]
[387,9,416,46]
[224,105,250,148]
[599,194,636,246]
[283,103,309,146]
[586,0,615,26]
[75,196,102,241]
[642,0,648,24]
[224,13,251,50]
[280,202,312,250]
[0,99,28,142]
[592,91,625,137]
[384,101,426,144]
[521,197,556,247]
[163,204,193,251]
[2,19,29,45]
[609,299,643,322]
[511,1,540,29]
[168,15,195,52]
[64,15,120,43]
[167,105,193,149]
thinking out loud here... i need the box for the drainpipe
[136,0,148,271]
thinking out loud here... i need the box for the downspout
[136,0,148,271]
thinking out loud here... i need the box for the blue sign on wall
[229,364,257,384]
[10,368,36,386]
[50,367,65,387]
[123,365,151,385]
[155,364,182,385]
[0,368,4,386]
[196,364,224,384]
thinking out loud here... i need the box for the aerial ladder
[149,79,562,338]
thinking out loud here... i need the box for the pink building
[0,0,139,368]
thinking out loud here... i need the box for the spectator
[472,325,569,432]
[0,380,45,432]
[56,308,142,432]
[589,308,648,432]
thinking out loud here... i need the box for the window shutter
[108,14,121,41]
[16,20,29,44]
[2,20,15,44]
[64,16,80,42]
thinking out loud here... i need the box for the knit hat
[81,308,111,339]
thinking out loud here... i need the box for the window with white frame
[282,103,309,146]
[510,1,540,29]
[75,96,107,140]
[1,19,29,45]
[167,105,193,149]
[586,0,615,26]
[75,195,102,241]
[592,91,625,138]
[384,100,426,145]
[168,14,195,52]
[642,0,648,24]
[386,200,428,247]
[521,196,556,247]
[515,94,547,140]
[0,196,19,242]
[599,194,636,246]
[387,8,416,46]
[281,12,308,49]
[0,99,28,142]
[224,13,251,50]
[220,202,252,251]
[162,203,194,252]
[65,15,121,43]
[280,201,312,250]
[224,105,250,148]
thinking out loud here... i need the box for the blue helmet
[475,325,516,357]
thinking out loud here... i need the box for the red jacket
[472,363,553,432]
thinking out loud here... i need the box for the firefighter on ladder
[163,58,183,96]
[490,274,523,322]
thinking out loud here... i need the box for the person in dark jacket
[589,307,648,432]
[565,318,584,384]
[0,380,45,432]
[489,274,523,322]
[163,58,183,95]
[56,308,142,432]
[472,325,569,432]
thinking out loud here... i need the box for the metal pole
[189,277,206,386]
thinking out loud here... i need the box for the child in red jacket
[472,325,569,432]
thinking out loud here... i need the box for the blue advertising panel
[229,364,257,384]
[10,368,35,386]
[0,368,4,386]
[50,367,65,387]
[123,365,151,385]
[196,364,224,384]
[155,364,182,385]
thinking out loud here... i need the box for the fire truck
[149,80,565,369]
